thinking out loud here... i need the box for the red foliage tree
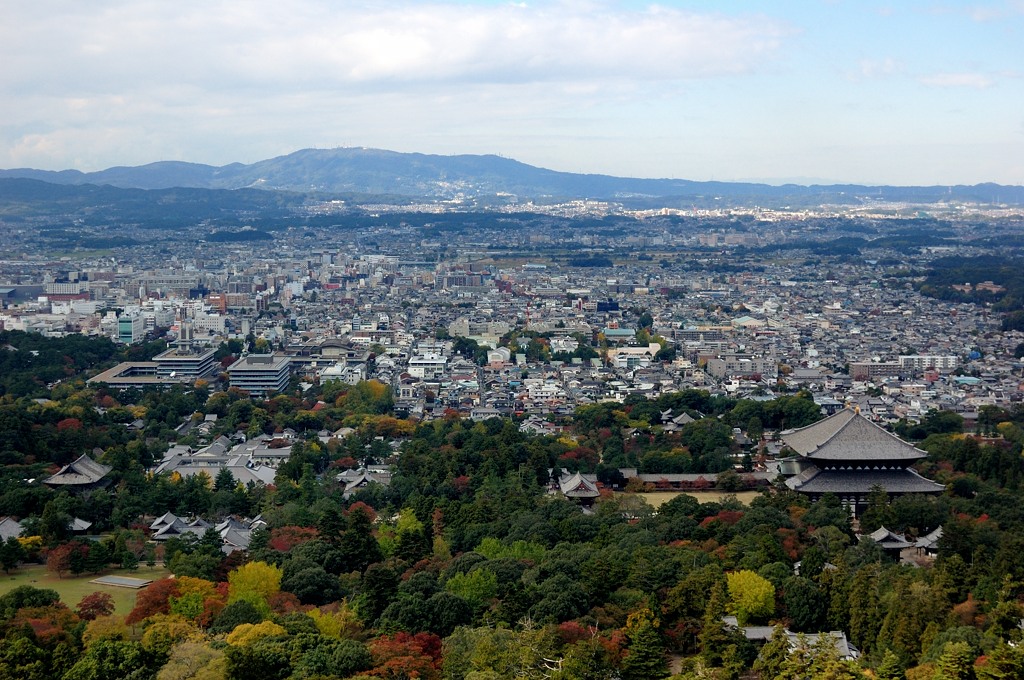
[347,501,378,523]
[76,591,115,621]
[46,543,86,578]
[268,526,319,552]
[12,604,79,646]
[369,632,443,679]
[126,577,180,624]
[56,418,83,431]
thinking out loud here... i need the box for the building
[152,346,218,381]
[227,354,292,397]
[898,355,959,373]
[117,314,145,344]
[782,409,944,515]
[42,454,112,491]
[408,353,448,379]
[849,361,904,381]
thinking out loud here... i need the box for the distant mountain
[2,147,1022,206]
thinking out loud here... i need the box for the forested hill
[3,147,1023,205]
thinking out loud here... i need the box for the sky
[1,0,1022,186]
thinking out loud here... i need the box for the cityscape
[2,0,1024,677]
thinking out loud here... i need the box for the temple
[781,409,944,515]
[42,453,112,491]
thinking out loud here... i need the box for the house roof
[43,454,112,487]
[781,409,926,462]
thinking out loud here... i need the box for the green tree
[620,607,668,680]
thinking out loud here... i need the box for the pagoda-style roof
[42,454,112,488]
[559,472,600,499]
[781,409,926,463]
[785,467,945,495]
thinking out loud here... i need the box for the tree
[725,570,775,625]
[859,484,895,534]
[227,561,282,614]
[155,641,226,680]
[62,639,154,680]
[0,536,25,573]
[783,577,825,632]
[621,607,668,680]
[209,599,265,634]
[699,581,733,666]
[935,641,977,680]
[77,592,115,621]
[295,638,373,679]
[753,625,791,680]
[0,585,60,618]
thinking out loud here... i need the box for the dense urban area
[3,184,1024,679]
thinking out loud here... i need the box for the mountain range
[2,147,1022,206]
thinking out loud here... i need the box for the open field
[628,490,762,509]
[0,564,170,614]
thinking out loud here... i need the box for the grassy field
[0,564,170,614]
[629,490,761,509]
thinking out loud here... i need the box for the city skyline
[2,0,1022,186]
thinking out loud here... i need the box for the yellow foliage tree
[82,614,130,647]
[306,603,364,640]
[141,614,202,656]
[225,620,287,646]
[227,561,282,613]
[726,570,775,625]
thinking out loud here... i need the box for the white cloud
[918,72,996,88]
[0,1,790,95]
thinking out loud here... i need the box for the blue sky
[1,0,1021,185]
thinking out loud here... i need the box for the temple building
[781,409,944,515]
[42,453,112,491]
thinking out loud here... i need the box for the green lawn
[0,564,170,615]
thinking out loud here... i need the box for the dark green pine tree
[848,563,881,654]
[620,608,668,680]
[699,581,732,667]
[753,625,791,680]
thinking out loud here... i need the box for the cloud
[0,1,791,96]
[918,72,996,88]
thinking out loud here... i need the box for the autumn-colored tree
[141,614,200,657]
[81,615,130,648]
[307,602,365,640]
[725,570,775,625]
[76,591,115,621]
[157,640,227,680]
[225,620,287,646]
[46,542,85,578]
[620,608,668,680]
[369,633,442,680]
[227,561,282,614]
[11,603,80,647]
[126,577,181,624]
[267,525,319,552]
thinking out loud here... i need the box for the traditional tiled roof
[865,526,913,550]
[782,409,926,463]
[42,454,112,487]
[786,467,944,495]
[559,472,600,499]
[0,517,24,541]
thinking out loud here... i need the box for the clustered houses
[4,207,1024,431]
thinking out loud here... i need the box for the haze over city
[3,0,1022,186]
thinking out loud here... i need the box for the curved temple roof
[781,409,927,463]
